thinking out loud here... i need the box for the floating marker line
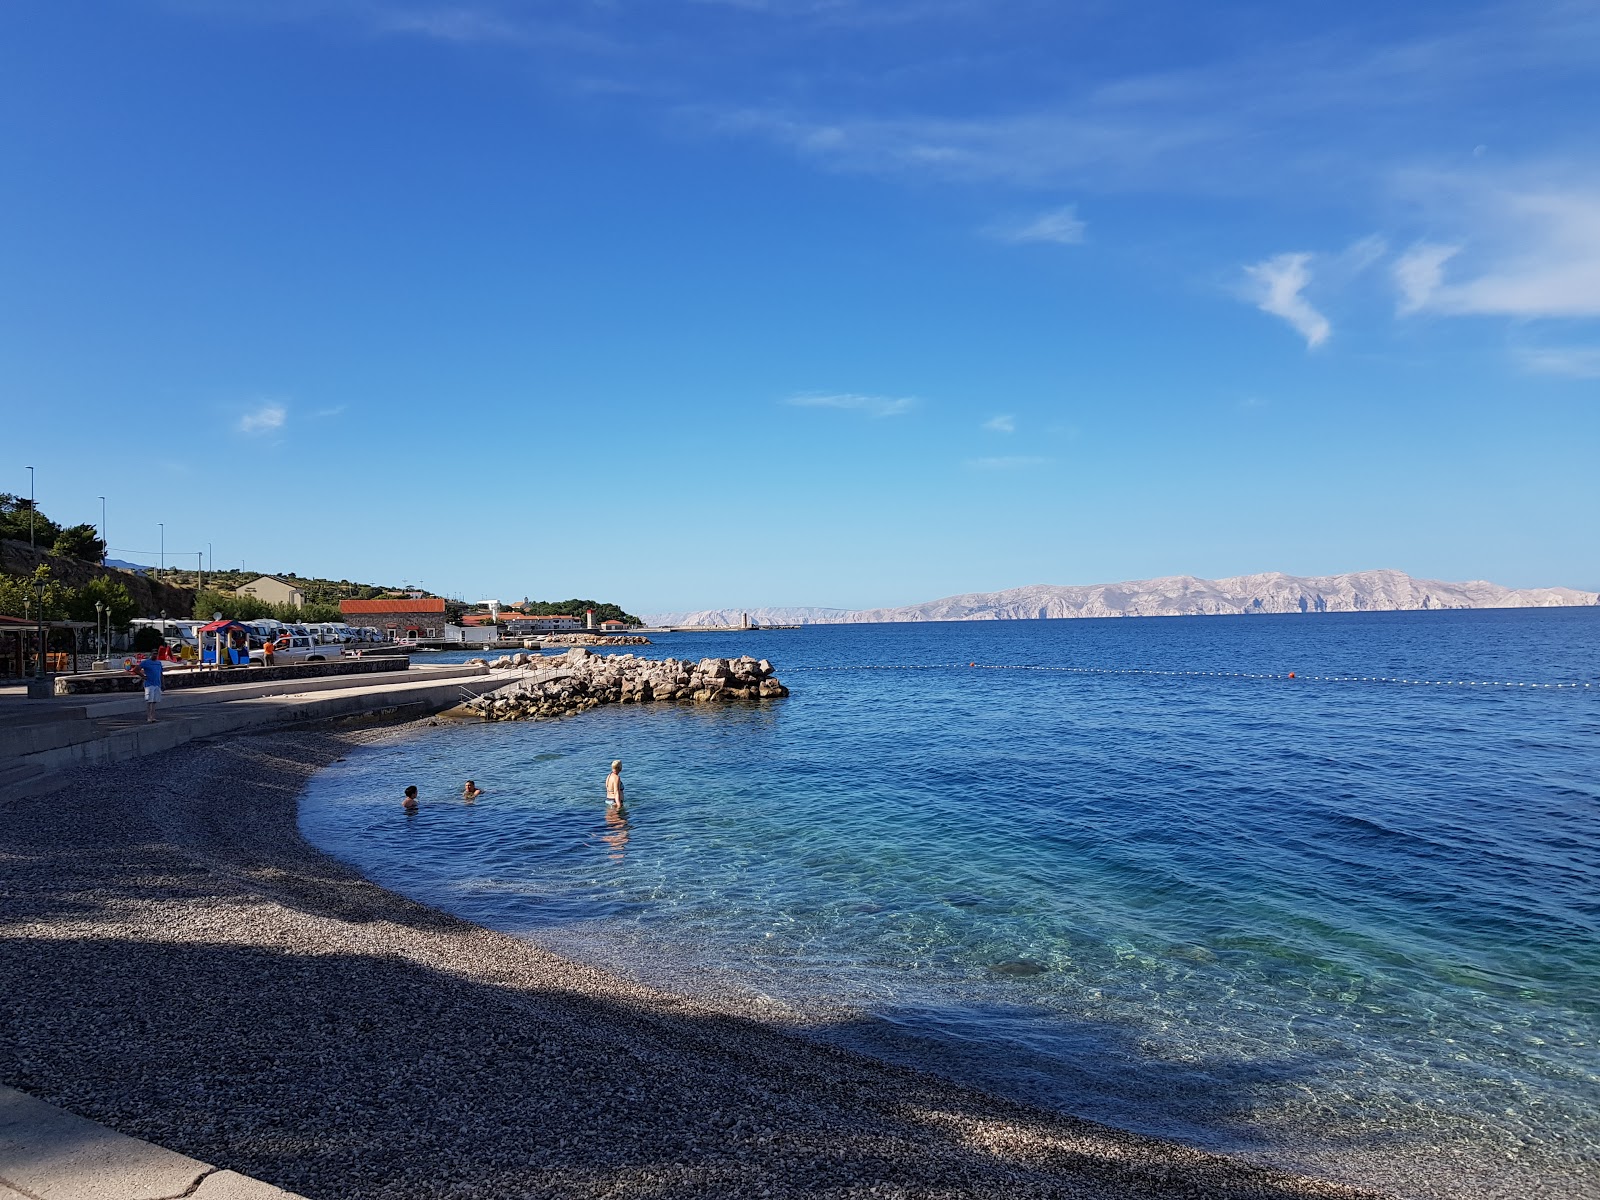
[786,663,1592,689]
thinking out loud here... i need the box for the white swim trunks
[144,685,161,703]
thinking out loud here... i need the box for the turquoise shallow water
[301,609,1600,1198]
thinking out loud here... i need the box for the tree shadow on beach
[0,930,1391,1200]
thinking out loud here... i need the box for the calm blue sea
[300,609,1600,1199]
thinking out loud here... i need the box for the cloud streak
[1516,345,1600,378]
[1242,253,1330,348]
[1392,182,1600,318]
[982,414,1015,432]
[786,392,917,417]
[966,455,1048,469]
[238,403,287,435]
[987,205,1086,246]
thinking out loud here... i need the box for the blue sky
[2,0,1596,611]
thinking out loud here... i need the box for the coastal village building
[235,575,305,609]
[339,597,446,641]
[504,614,581,633]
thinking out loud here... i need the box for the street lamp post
[25,466,34,550]
[159,523,164,579]
[95,600,104,661]
[32,570,46,691]
[99,496,107,565]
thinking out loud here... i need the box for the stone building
[339,597,447,641]
[235,575,305,608]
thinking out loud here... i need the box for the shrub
[131,626,165,652]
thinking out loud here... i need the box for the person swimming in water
[605,760,624,808]
[463,779,484,802]
[402,785,419,812]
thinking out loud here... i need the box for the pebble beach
[0,721,1395,1200]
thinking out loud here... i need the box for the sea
[298,608,1600,1199]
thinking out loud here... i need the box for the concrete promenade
[0,662,498,807]
[1,1085,305,1199]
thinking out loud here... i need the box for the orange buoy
[1288,672,1296,679]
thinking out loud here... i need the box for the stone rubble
[460,649,788,720]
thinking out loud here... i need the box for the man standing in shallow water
[605,760,624,808]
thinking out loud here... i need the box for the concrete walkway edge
[0,1084,306,1199]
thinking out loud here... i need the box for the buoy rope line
[786,663,1592,689]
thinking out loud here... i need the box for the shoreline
[0,720,1388,1199]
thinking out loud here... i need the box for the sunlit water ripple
[300,609,1600,1199]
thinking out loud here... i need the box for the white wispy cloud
[314,405,347,418]
[718,107,1220,191]
[238,403,287,435]
[1242,252,1331,348]
[1515,345,1600,378]
[1392,182,1600,318]
[987,205,1086,246]
[786,392,917,417]
[982,414,1015,432]
[378,8,525,43]
[1393,242,1461,315]
[966,455,1048,469]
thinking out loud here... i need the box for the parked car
[250,634,334,665]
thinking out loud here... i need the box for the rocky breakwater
[460,648,788,721]
[540,632,652,646]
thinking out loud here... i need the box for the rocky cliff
[647,569,1599,627]
[1,538,195,617]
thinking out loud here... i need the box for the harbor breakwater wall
[460,648,788,720]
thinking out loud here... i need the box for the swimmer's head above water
[403,785,419,810]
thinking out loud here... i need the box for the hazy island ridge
[646,569,1599,627]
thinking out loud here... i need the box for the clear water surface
[300,609,1600,1199]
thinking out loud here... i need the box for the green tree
[52,523,107,563]
[0,565,71,621]
[518,598,641,625]
[0,494,63,547]
[65,576,138,630]
[192,588,345,625]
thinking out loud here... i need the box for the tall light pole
[25,466,34,550]
[207,542,212,574]
[197,551,204,594]
[158,523,164,578]
[32,570,45,685]
[99,496,107,565]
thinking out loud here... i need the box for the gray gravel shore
[0,723,1390,1199]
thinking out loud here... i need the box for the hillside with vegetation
[3,494,641,628]
[505,599,642,626]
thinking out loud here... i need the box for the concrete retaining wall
[55,655,411,696]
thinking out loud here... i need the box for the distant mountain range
[644,570,1599,627]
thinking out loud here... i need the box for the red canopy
[197,619,250,633]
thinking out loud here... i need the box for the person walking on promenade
[134,651,164,724]
[605,760,625,809]
[261,637,275,666]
